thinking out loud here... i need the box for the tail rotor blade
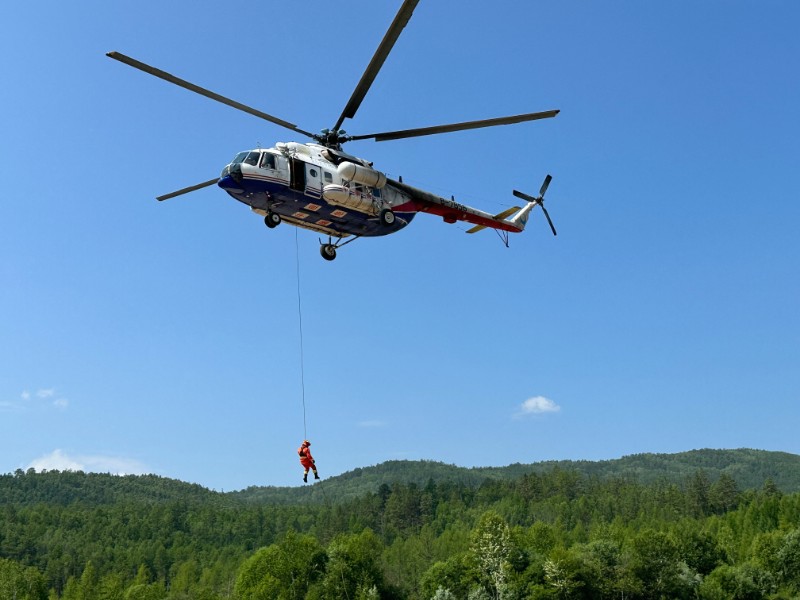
[539,174,552,198]
[540,204,557,236]
[512,189,537,204]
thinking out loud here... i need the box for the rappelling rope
[295,228,307,440]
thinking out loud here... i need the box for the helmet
[303,440,310,446]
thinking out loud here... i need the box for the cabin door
[290,158,306,192]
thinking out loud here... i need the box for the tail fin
[509,202,538,231]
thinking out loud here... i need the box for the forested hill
[3,448,800,598]
[2,448,798,507]
[235,447,800,504]
[0,471,226,506]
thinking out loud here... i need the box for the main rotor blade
[157,178,219,202]
[107,51,316,138]
[333,0,420,131]
[350,109,560,142]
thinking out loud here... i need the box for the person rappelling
[298,440,320,483]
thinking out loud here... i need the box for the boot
[314,472,320,480]
[303,473,308,483]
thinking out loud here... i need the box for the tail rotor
[513,174,557,236]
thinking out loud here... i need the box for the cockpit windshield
[230,151,261,166]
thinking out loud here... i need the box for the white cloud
[27,450,150,476]
[9,388,69,411]
[515,395,561,418]
[357,420,386,428]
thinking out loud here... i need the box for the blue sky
[1,1,798,491]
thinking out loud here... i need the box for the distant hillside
[0,469,227,506]
[232,448,800,504]
[3,449,797,508]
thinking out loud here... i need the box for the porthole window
[309,168,318,178]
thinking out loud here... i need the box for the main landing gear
[319,235,359,262]
[264,211,281,229]
[379,208,395,227]
[320,244,337,261]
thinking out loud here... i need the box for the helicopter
[107,0,559,261]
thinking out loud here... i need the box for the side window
[261,153,276,170]
[373,187,381,198]
[323,171,333,183]
[244,151,260,166]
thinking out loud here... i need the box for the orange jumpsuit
[298,441,319,481]
[298,444,315,470]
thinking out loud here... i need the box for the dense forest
[2,449,800,599]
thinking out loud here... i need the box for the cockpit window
[243,151,261,166]
[231,151,249,164]
[261,153,276,170]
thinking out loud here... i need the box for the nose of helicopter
[217,162,244,193]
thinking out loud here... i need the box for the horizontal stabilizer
[466,206,521,234]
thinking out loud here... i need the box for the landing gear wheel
[264,211,281,229]
[320,244,337,261]
[379,208,395,227]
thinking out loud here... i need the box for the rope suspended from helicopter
[295,228,308,440]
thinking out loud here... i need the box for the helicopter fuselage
[218,141,416,239]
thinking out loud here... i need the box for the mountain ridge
[236,447,800,504]
[3,448,797,506]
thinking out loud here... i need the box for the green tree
[315,529,385,600]
[470,512,512,600]
[629,530,690,599]
[123,583,166,600]
[234,530,326,600]
[579,539,627,599]
[776,528,800,592]
[542,550,585,599]
[674,526,725,576]
[96,573,125,600]
[420,555,476,600]
[61,561,100,600]
[698,562,776,600]
[687,471,712,518]
[709,473,740,514]
[0,558,48,600]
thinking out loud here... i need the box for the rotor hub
[316,129,350,149]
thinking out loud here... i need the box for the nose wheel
[264,211,281,229]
